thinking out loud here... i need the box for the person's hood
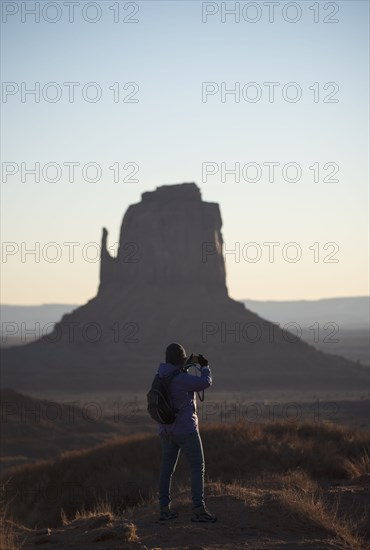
[158,362,182,377]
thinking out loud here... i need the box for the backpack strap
[162,368,182,413]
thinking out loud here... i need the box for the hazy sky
[1,1,369,304]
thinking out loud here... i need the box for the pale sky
[1,1,369,304]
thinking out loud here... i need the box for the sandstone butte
[2,183,367,394]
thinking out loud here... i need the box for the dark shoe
[159,506,178,521]
[191,505,217,523]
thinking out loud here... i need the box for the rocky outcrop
[99,227,117,291]
[99,182,227,293]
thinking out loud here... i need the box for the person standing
[157,342,217,523]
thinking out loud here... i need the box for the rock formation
[1,183,368,394]
[99,183,227,293]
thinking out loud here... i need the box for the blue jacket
[157,362,212,436]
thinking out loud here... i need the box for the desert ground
[1,389,369,550]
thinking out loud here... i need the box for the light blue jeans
[159,430,205,509]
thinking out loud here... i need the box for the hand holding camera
[185,353,209,368]
[198,354,209,367]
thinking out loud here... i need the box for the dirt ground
[10,475,370,550]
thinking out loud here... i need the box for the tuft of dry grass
[280,483,370,550]
[0,523,18,550]
[62,506,138,543]
[342,449,370,478]
[61,499,115,525]
[0,481,22,550]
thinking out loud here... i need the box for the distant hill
[242,297,369,330]
[0,388,121,473]
[1,297,368,342]
[2,297,369,364]
[0,304,79,345]
[241,297,370,365]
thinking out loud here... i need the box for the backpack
[147,368,182,424]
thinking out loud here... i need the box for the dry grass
[0,481,22,550]
[1,420,369,531]
[61,502,138,543]
[201,420,370,481]
[205,474,370,549]
[0,524,19,550]
[61,498,115,525]
[342,449,370,478]
[280,483,369,550]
